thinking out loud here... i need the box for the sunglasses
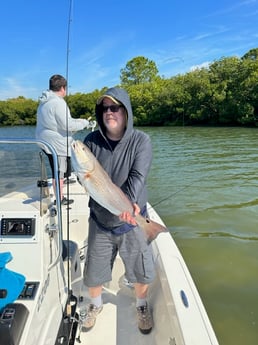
[102,104,122,113]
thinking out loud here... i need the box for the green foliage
[0,48,258,127]
[66,91,99,119]
[120,56,159,86]
[0,97,38,126]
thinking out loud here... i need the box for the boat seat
[0,303,29,345]
[62,240,78,261]
[62,240,82,296]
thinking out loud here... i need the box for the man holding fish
[73,87,160,334]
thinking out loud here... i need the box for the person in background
[82,87,155,334]
[36,74,92,205]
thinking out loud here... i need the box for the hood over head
[95,87,133,140]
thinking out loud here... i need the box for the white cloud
[0,77,38,100]
[190,61,210,71]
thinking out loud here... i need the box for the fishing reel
[87,120,97,132]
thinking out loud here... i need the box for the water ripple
[197,231,258,242]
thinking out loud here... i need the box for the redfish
[71,140,167,243]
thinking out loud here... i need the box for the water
[146,127,258,345]
[1,125,258,344]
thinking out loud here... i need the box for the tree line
[0,48,257,127]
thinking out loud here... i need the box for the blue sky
[0,0,257,100]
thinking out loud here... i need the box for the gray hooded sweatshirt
[84,87,152,232]
[36,90,88,156]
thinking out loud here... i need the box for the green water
[1,125,258,344]
[147,126,258,345]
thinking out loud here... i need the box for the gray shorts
[84,217,155,287]
[58,156,67,178]
[45,153,71,179]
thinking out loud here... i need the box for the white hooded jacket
[36,90,88,156]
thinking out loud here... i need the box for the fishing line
[150,181,197,208]
[150,171,246,209]
[150,177,202,209]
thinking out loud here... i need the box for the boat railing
[0,138,63,271]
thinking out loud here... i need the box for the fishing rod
[65,0,73,86]
[64,0,74,318]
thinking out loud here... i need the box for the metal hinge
[46,223,58,236]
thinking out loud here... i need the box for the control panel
[19,282,39,300]
[1,218,35,237]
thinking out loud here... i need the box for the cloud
[0,77,38,100]
[190,61,211,71]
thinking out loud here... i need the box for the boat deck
[62,181,180,345]
[62,180,217,345]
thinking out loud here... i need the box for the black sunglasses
[102,104,122,113]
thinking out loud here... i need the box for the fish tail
[135,215,168,243]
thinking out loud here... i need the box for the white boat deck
[62,180,218,345]
[62,182,174,345]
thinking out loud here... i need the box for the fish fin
[135,215,168,243]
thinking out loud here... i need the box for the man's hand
[119,203,140,226]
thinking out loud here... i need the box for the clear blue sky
[0,0,257,100]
